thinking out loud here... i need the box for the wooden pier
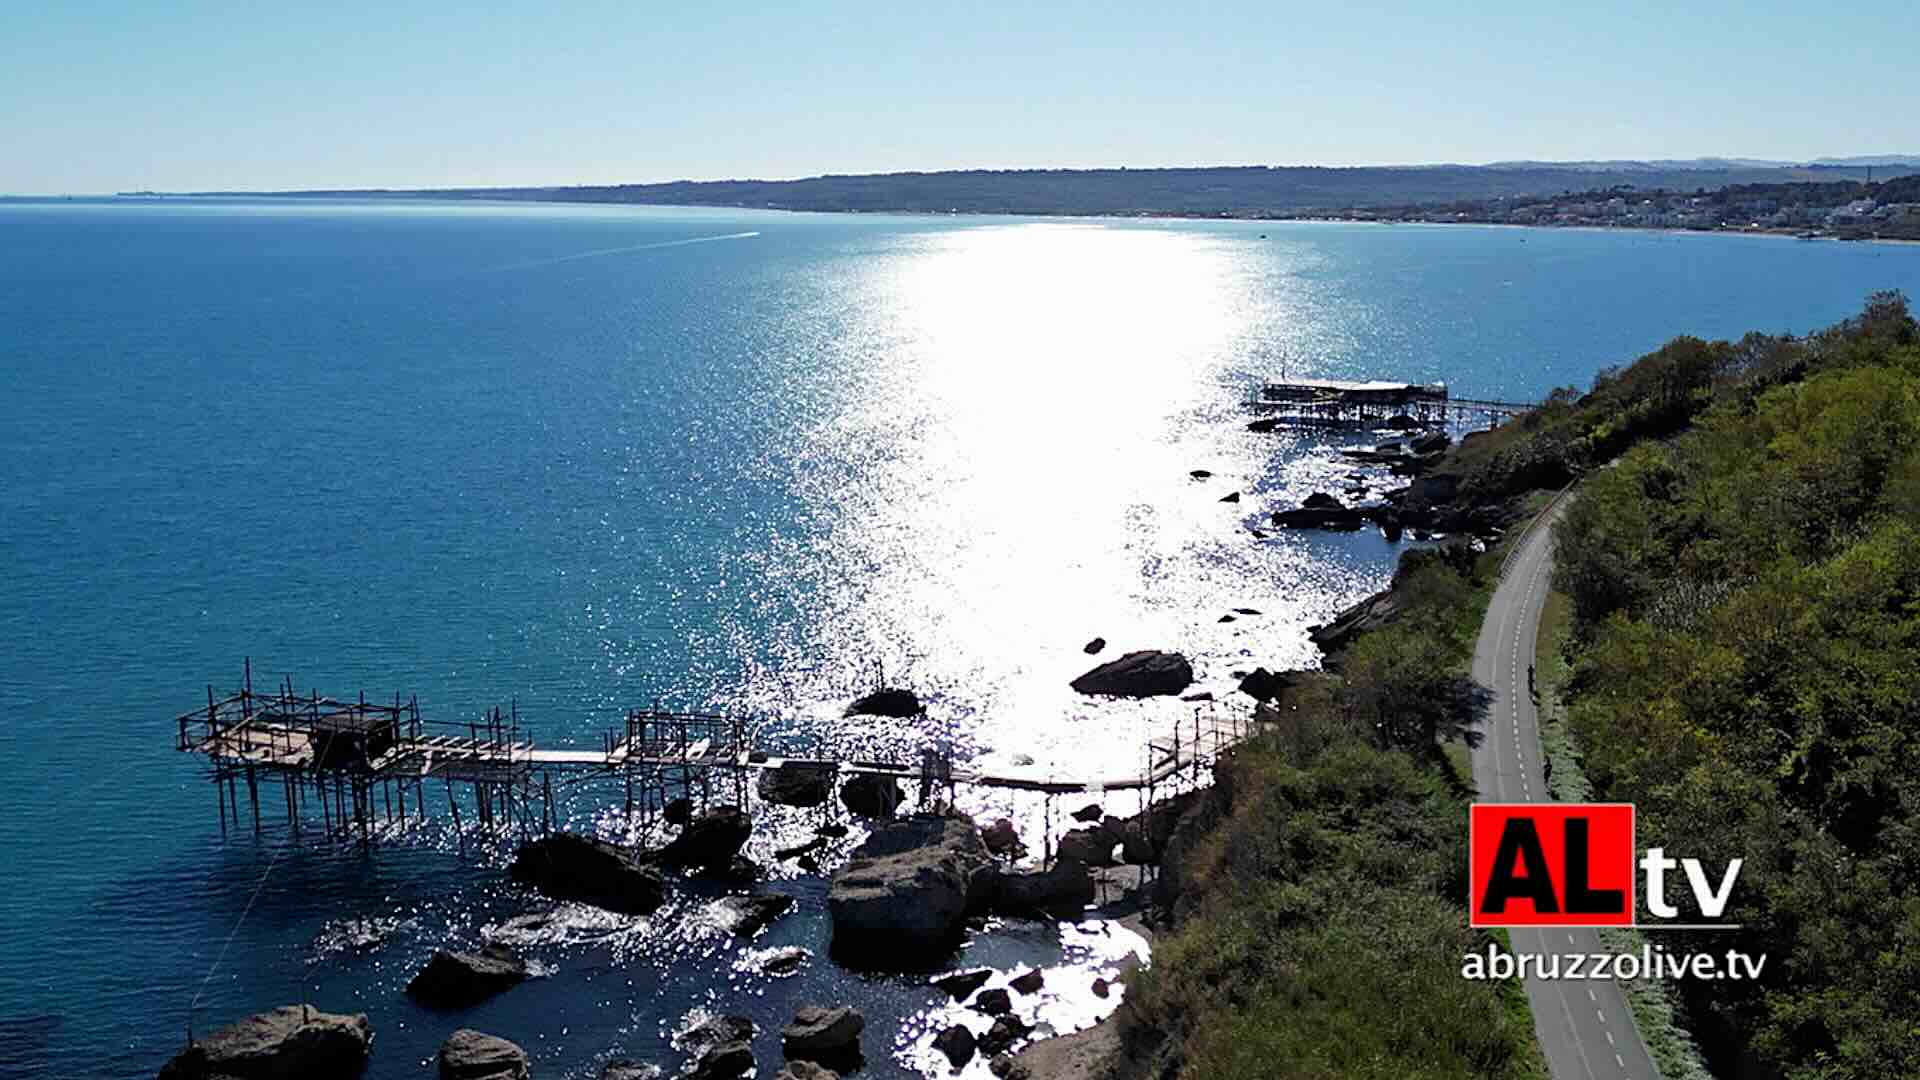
[176,661,1251,849]
[1250,377,1538,428]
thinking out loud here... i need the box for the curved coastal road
[1471,500,1661,1080]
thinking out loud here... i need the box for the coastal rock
[971,988,1012,1016]
[1273,494,1368,530]
[1082,637,1106,655]
[1219,491,1241,503]
[933,969,994,999]
[989,1053,1030,1079]
[1054,827,1117,867]
[158,1005,371,1080]
[775,1063,838,1080]
[782,1005,865,1060]
[758,762,836,807]
[438,1029,529,1080]
[845,688,922,718]
[839,773,904,819]
[1410,430,1451,455]
[682,1014,755,1054]
[990,858,1093,917]
[1233,607,1262,615]
[1070,804,1103,823]
[816,822,850,838]
[601,1061,662,1080]
[1008,969,1045,994]
[686,1041,753,1080]
[1246,417,1280,433]
[1069,650,1194,697]
[1236,667,1293,703]
[659,806,751,870]
[978,1015,1030,1056]
[933,1024,977,1068]
[1189,469,1212,479]
[406,944,529,1008]
[1091,977,1111,998]
[762,946,810,975]
[980,818,1024,857]
[663,798,694,826]
[715,892,794,936]
[509,833,665,914]
[826,812,994,957]
[1307,587,1404,658]
[1181,691,1214,702]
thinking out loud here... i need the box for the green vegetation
[1129,292,1920,1080]
[1128,547,1548,1080]
[1546,291,1920,1078]
[1535,584,1714,1080]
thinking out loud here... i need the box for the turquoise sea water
[3,199,1919,1079]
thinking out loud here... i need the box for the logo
[1469,803,1744,929]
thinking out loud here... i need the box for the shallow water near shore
[4,199,1919,1078]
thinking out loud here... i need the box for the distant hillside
[167,159,1920,218]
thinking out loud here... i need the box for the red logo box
[1470,803,1635,927]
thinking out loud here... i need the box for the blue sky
[4,0,1916,193]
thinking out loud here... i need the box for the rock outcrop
[845,688,922,718]
[1307,587,1404,657]
[1054,827,1117,867]
[932,968,994,999]
[406,944,530,1008]
[159,1005,371,1080]
[1069,650,1194,697]
[714,892,794,936]
[839,773,904,819]
[827,812,994,957]
[933,1024,977,1068]
[990,859,1093,917]
[774,1062,838,1080]
[601,1061,662,1080]
[758,762,835,807]
[509,833,666,914]
[658,806,751,871]
[1235,667,1293,703]
[438,1029,529,1080]
[781,1005,864,1060]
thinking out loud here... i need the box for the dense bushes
[1129,546,1543,1079]
[1551,293,1920,1078]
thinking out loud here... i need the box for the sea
[3,198,1917,1080]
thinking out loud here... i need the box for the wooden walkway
[174,663,1253,844]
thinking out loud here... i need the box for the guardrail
[1497,481,1576,580]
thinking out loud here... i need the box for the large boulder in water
[990,858,1094,917]
[659,806,752,870]
[845,688,922,718]
[1069,650,1194,698]
[827,812,996,957]
[1236,667,1295,703]
[438,1029,529,1080]
[759,763,835,807]
[782,1004,865,1060]
[509,832,666,914]
[159,1005,371,1080]
[839,773,904,819]
[407,944,529,1008]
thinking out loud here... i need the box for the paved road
[1471,501,1661,1080]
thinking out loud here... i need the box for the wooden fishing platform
[177,661,1250,847]
[1250,377,1538,427]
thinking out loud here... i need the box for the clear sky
[4,0,1916,194]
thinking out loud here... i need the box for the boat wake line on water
[483,231,762,272]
